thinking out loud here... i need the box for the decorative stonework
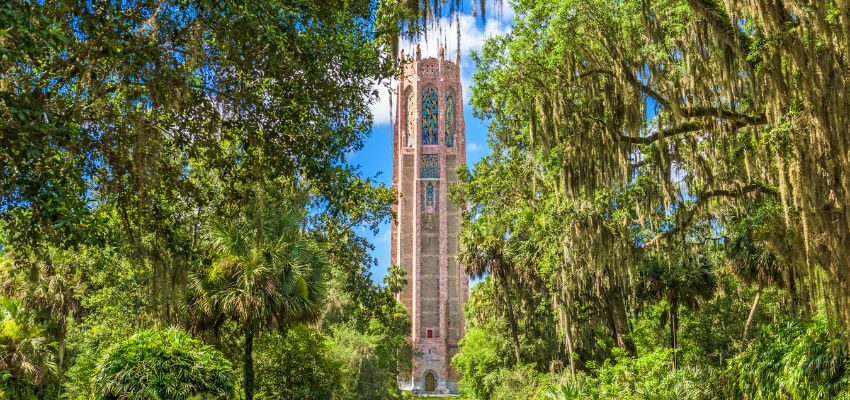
[425,183,435,207]
[445,88,456,148]
[421,154,439,178]
[421,87,439,145]
[405,90,415,148]
[391,47,467,396]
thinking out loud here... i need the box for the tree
[92,328,234,399]
[727,200,790,342]
[467,0,850,337]
[189,205,327,400]
[254,325,343,400]
[458,218,522,365]
[638,253,717,369]
[0,297,58,399]
[1,0,397,324]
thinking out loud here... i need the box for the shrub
[92,328,234,399]
[254,325,342,400]
[490,363,548,400]
[726,317,850,399]
[543,349,717,400]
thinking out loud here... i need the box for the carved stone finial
[415,44,421,60]
[439,44,445,59]
[455,47,460,65]
[400,48,406,61]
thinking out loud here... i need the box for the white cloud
[369,78,398,125]
[400,13,511,63]
[467,142,483,153]
[370,12,513,125]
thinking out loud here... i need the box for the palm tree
[189,207,327,400]
[0,297,58,399]
[728,217,785,343]
[638,253,717,370]
[458,219,522,365]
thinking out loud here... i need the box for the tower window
[405,90,415,148]
[445,88,456,147]
[421,87,438,145]
[427,329,433,338]
[425,183,434,207]
[421,154,439,178]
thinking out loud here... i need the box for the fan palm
[189,207,327,400]
[0,297,58,399]
[728,218,786,343]
[639,253,717,370]
[458,218,522,365]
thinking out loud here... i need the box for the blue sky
[352,4,514,284]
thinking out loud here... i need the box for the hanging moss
[468,0,850,342]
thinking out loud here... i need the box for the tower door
[424,372,436,391]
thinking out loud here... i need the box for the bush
[92,328,234,399]
[451,325,512,399]
[726,317,850,399]
[254,325,342,400]
[543,348,717,400]
[490,363,549,400]
[329,321,408,400]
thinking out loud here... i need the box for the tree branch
[619,121,705,144]
[679,107,766,126]
[642,183,777,248]
[620,66,765,126]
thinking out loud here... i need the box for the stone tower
[391,45,468,395]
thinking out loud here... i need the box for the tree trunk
[244,324,255,400]
[57,311,67,370]
[558,248,576,374]
[609,290,636,356]
[669,292,678,371]
[497,268,521,365]
[743,284,763,343]
[561,303,576,375]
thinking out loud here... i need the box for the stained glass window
[421,154,439,178]
[421,87,438,145]
[445,88,456,147]
[405,91,415,147]
[425,183,434,207]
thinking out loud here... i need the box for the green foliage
[544,349,717,400]
[61,252,150,400]
[189,204,328,400]
[452,326,512,399]
[727,317,850,399]
[0,297,58,400]
[490,363,549,400]
[319,242,412,400]
[453,277,560,400]
[254,325,342,400]
[329,319,411,400]
[92,328,234,400]
[1,1,413,399]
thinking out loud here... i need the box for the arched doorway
[424,372,436,391]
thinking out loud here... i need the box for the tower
[391,45,468,395]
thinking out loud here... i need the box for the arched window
[445,88,456,147]
[405,90,415,147]
[421,87,438,145]
[424,372,436,391]
[425,182,434,207]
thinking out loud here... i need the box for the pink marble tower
[391,45,468,395]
